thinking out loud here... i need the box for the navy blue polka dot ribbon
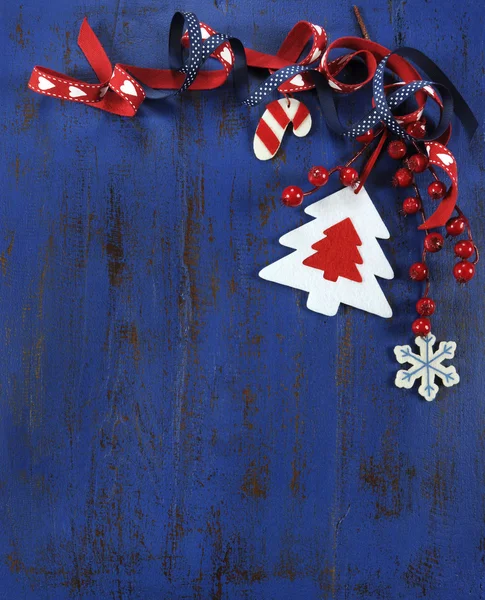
[245,46,477,142]
[312,47,477,141]
[369,49,454,141]
[143,12,248,102]
[28,11,478,139]
[346,75,450,140]
[92,11,480,142]
[243,64,317,107]
[395,47,478,139]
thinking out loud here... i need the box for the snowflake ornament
[394,334,460,401]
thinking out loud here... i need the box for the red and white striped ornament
[253,98,311,161]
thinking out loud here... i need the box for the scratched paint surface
[0,0,484,598]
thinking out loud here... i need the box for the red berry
[281,185,303,207]
[406,153,429,173]
[416,297,436,316]
[427,181,447,200]
[453,260,475,283]
[393,168,414,188]
[409,262,429,281]
[454,240,475,259]
[446,217,466,237]
[356,129,374,143]
[424,232,444,253]
[402,197,421,215]
[412,317,432,337]
[308,166,329,187]
[387,140,407,159]
[406,122,426,138]
[339,167,359,187]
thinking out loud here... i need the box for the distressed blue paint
[0,0,484,598]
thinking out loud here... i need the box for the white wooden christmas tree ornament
[259,186,394,318]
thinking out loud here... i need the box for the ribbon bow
[29,12,328,115]
[28,11,478,229]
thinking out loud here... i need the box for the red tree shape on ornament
[303,217,363,282]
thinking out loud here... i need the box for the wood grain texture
[0,0,484,598]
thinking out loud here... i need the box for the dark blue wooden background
[1,0,484,598]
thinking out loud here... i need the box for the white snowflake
[394,334,460,401]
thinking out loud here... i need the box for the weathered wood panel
[0,0,484,598]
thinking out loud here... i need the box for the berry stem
[454,205,479,263]
[427,165,440,182]
[282,92,293,108]
[413,182,431,297]
[346,128,384,167]
[455,205,473,239]
[412,150,479,264]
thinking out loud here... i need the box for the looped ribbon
[249,38,476,229]
[29,12,478,228]
[320,43,476,229]
[28,11,328,115]
[29,12,476,138]
[30,17,145,116]
[143,12,247,102]
[247,38,477,140]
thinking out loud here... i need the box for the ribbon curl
[29,11,477,143]
[28,11,478,228]
[29,12,328,115]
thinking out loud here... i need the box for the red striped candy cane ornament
[253,98,311,161]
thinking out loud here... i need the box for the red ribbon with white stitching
[28,16,462,228]
[29,18,329,116]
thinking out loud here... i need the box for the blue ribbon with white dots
[391,47,477,139]
[243,64,318,107]
[142,12,248,102]
[368,49,454,141]
[312,47,477,141]
[140,14,477,142]
[245,47,477,142]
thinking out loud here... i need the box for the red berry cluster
[278,123,477,340]
[281,164,359,207]
[280,128,381,207]
[388,133,478,336]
